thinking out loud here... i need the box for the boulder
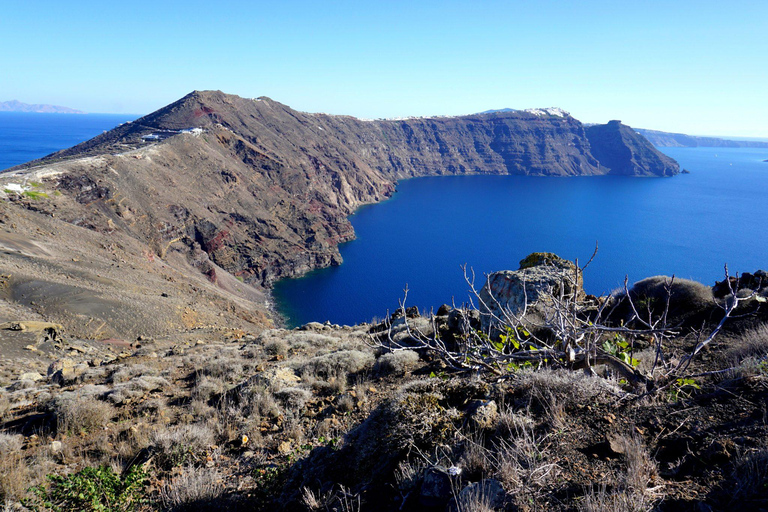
[19,372,44,382]
[478,253,583,337]
[47,359,88,386]
[466,399,499,431]
[419,466,454,507]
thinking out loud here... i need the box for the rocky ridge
[1,91,678,337]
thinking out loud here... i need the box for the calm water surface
[274,147,768,326]
[0,112,137,170]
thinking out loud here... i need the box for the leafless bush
[53,395,115,434]
[160,465,225,511]
[373,258,751,397]
[375,350,420,376]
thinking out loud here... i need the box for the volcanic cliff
[1,91,678,337]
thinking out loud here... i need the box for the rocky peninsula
[1,90,677,338]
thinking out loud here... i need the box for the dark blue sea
[0,112,137,171]
[274,147,768,326]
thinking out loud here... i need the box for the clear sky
[2,0,766,137]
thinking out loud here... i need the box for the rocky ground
[1,255,767,512]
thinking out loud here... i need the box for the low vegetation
[1,255,767,511]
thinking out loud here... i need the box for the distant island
[0,100,85,114]
[636,127,768,148]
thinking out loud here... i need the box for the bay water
[274,147,768,326]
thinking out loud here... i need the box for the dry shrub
[726,323,768,370]
[578,484,650,512]
[284,332,338,348]
[201,357,245,381]
[579,435,658,512]
[192,375,226,403]
[729,448,768,506]
[160,465,225,511]
[108,364,157,384]
[336,394,356,413]
[106,376,169,406]
[459,435,491,477]
[273,387,311,412]
[264,339,289,357]
[375,350,420,376]
[151,424,216,470]
[298,350,374,381]
[492,421,557,496]
[626,276,714,323]
[0,433,29,503]
[515,368,622,406]
[0,392,9,422]
[53,395,115,434]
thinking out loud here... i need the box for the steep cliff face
[5,91,679,292]
[586,121,680,176]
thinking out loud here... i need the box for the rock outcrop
[478,252,584,337]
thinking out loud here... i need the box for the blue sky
[2,0,766,137]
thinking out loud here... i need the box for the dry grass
[492,421,558,494]
[52,395,116,434]
[0,433,28,503]
[729,447,768,505]
[160,465,226,511]
[578,435,659,512]
[151,423,216,470]
[726,324,768,370]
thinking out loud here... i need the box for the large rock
[478,253,583,337]
[47,358,88,386]
[419,466,454,507]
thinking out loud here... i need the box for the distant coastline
[637,127,768,148]
[0,100,85,114]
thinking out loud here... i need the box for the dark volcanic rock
[586,120,680,176]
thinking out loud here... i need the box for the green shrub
[27,464,147,512]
